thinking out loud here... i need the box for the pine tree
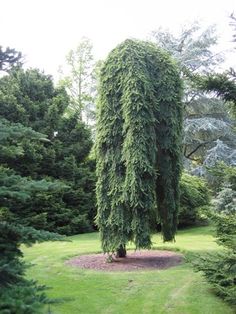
[96,39,183,256]
[0,49,95,311]
[0,68,96,234]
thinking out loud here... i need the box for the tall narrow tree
[58,37,96,124]
[96,39,183,256]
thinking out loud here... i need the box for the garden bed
[66,250,183,271]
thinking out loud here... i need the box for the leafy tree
[213,186,236,214]
[150,22,223,97]
[58,37,96,124]
[184,116,235,166]
[96,39,183,257]
[198,69,236,119]
[178,173,210,226]
[184,16,236,169]
[207,162,236,192]
[0,68,68,137]
[150,22,236,167]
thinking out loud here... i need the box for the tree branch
[185,140,213,159]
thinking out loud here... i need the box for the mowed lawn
[23,226,234,314]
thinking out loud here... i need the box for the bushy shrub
[191,212,236,306]
[206,162,236,192]
[213,186,236,214]
[191,165,236,307]
[178,173,210,226]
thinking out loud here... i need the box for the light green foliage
[197,13,236,119]
[179,173,210,226]
[96,39,183,253]
[0,68,68,137]
[58,37,96,123]
[207,162,236,192]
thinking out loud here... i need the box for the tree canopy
[58,37,97,125]
[151,22,236,170]
[96,39,183,254]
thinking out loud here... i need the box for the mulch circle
[66,250,183,272]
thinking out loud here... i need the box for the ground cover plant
[22,226,235,314]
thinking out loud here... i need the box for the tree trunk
[116,244,126,258]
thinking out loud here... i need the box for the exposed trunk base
[116,245,126,258]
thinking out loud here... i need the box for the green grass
[23,226,234,314]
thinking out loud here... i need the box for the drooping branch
[96,39,183,253]
[184,141,213,159]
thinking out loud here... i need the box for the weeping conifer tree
[96,39,183,257]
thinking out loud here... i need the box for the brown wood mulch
[66,250,183,272]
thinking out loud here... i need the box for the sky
[1,0,236,79]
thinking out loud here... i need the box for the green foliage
[179,173,210,226]
[0,279,49,314]
[0,117,47,162]
[0,51,96,312]
[0,68,68,136]
[58,37,96,123]
[150,23,236,170]
[0,221,63,313]
[213,187,236,214]
[191,164,236,306]
[192,213,236,306]
[96,39,183,253]
[214,213,236,249]
[198,70,236,118]
[0,68,96,235]
[207,162,236,192]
